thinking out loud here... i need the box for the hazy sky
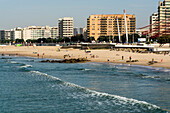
[0,0,159,30]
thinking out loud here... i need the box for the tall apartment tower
[150,13,158,36]
[87,14,136,40]
[58,17,73,38]
[158,0,170,35]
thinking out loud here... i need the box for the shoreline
[0,45,170,69]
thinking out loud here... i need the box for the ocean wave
[79,68,96,71]
[20,64,32,68]
[30,71,61,81]
[10,61,18,64]
[28,70,166,112]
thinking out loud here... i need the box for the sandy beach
[0,45,170,69]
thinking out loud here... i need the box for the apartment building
[50,27,59,39]
[0,30,12,40]
[87,14,136,40]
[58,17,73,38]
[22,26,59,41]
[0,26,59,41]
[150,13,158,35]
[158,0,170,35]
[73,27,79,36]
[73,27,84,36]
[11,27,23,40]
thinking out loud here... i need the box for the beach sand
[0,45,170,69]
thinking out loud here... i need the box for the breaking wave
[29,70,167,113]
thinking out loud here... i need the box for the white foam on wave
[142,75,160,79]
[30,71,61,81]
[88,90,160,109]
[29,70,161,110]
[21,64,32,68]
[10,61,18,64]
[82,69,94,71]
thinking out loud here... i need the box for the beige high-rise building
[87,14,136,40]
[58,17,74,38]
[150,13,158,36]
[158,0,170,36]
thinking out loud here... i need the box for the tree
[26,39,37,43]
[87,37,95,42]
[158,35,170,47]
[133,34,140,42]
[97,36,110,42]
[46,38,53,43]
[114,36,119,43]
[71,34,85,42]
[15,39,24,43]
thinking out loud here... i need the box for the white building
[50,27,58,39]
[158,0,170,35]
[22,26,59,41]
[11,27,23,40]
[150,13,158,36]
[58,17,73,38]
[1,26,59,42]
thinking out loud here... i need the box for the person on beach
[37,54,39,58]
[152,58,154,63]
[42,53,45,59]
[129,56,132,61]
[122,56,124,60]
[108,58,110,62]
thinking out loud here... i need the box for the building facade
[58,17,73,38]
[74,27,84,36]
[0,26,59,42]
[87,14,136,40]
[158,0,170,36]
[150,13,158,36]
[22,26,59,41]
[11,27,23,40]
[74,28,79,36]
[0,30,12,41]
[83,27,87,40]
[50,27,58,39]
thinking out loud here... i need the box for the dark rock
[1,57,12,59]
[40,58,90,63]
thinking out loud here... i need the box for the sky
[0,0,159,30]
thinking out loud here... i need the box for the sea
[0,55,170,113]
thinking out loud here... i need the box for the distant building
[150,13,158,36]
[50,27,59,39]
[11,27,23,40]
[83,27,87,40]
[23,26,50,41]
[158,0,170,35]
[74,28,79,36]
[0,26,59,42]
[79,28,83,34]
[22,26,59,41]
[87,14,136,40]
[0,30,12,41]
[58,17,74,38]
[74,27,84,36]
